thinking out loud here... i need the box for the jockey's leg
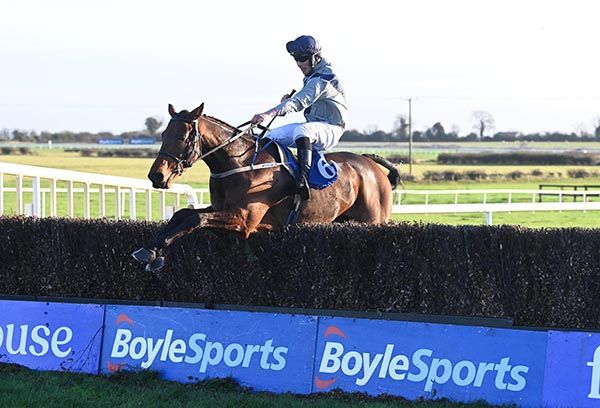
[294,136,312,200]
[264,122,304,147]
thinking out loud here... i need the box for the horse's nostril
[149,172,163,185]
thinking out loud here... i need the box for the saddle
[272,141,339,190]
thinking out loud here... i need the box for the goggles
[292,54,312,62]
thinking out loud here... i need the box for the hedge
[1,216,600,330]
[437,152,600,165]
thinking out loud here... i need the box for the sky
[2,0,600,135]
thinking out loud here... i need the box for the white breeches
[265,122,344,150]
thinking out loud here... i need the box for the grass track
[0,364,498,408]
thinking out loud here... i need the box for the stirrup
[296,177,310,201]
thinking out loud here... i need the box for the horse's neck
[200,117,254,173]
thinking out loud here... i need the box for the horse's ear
[168,104,177,118]
[191,103,204,120]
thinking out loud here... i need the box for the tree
[592,116,600,139]
[451,124,461,137]
[575,122,589,137]
[471,111,495,139]
[364,124,379,134]
[0,128,10,140]
[425,122,446,140]
[145,117,163,135]
[392,115,408,140]
[12,130,31,142]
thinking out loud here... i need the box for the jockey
[251,35,347,200]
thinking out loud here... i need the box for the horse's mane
[173,111,237,133]
[203,115,237,132]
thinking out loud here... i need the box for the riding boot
[295,136,312,201]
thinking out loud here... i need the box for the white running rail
[393,189,600,205]
[0,162,198,220]
[3,163,598,225]
[392,189,600,225]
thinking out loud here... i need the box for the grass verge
[0,364,499,408]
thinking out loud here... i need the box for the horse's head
[148,103,204,189]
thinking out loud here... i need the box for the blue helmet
[286,35,321,58]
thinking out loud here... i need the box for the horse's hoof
[131,247,156,264]
[145,256,165,272]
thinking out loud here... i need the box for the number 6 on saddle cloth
[271,141,339,190]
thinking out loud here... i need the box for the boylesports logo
[106,314,288,374]
[315,325,530,392]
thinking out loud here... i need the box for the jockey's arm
[271,78,326,116]
[251,78,326,124]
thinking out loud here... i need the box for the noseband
[157,117,201,176]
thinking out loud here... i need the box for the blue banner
[97,138,124,144]
[543,330,600,407]
[0,300,104,374]
[313,317,546,406]
[100,306,317,393]
[129,137,155,145]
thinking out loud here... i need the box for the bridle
[157,117,202,176]
[157,116,266,179]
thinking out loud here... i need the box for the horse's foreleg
[133,204,270,271]
[151,204,270,248]
[151,206,213,244]
[131,206,214,265]
[148,206,216,248]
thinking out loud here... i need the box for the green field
[0,364,496,408]
[2,147,600,226]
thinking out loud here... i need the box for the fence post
[99,185,106,218]
[129,188,136,220]
[32,176,41,217]
[67,180,74,217]
[50,179,57,216]
[15,174,23,215]
[485,211,493,226]
[160,191,166,220]
[115,186,122,220]
[146,190,152,220]
[41,191,46,217]
[84,182,90,219]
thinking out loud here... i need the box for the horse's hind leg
[335,184,392,224]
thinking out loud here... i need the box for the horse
[132,103,400,271]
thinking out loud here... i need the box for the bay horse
[132,103,400,271]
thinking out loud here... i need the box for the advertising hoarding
[543,330,600,407]
[101,306,317,393]
[313,317,546,406]
[0,300,104,374]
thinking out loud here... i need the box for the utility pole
[408,98,413,176]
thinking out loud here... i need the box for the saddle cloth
[273,141,339,190]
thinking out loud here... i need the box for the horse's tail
[362,154,401,190]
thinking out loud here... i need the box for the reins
[158,118,268,178]
[160,91,295,180]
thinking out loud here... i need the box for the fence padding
[1,216,600,329]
